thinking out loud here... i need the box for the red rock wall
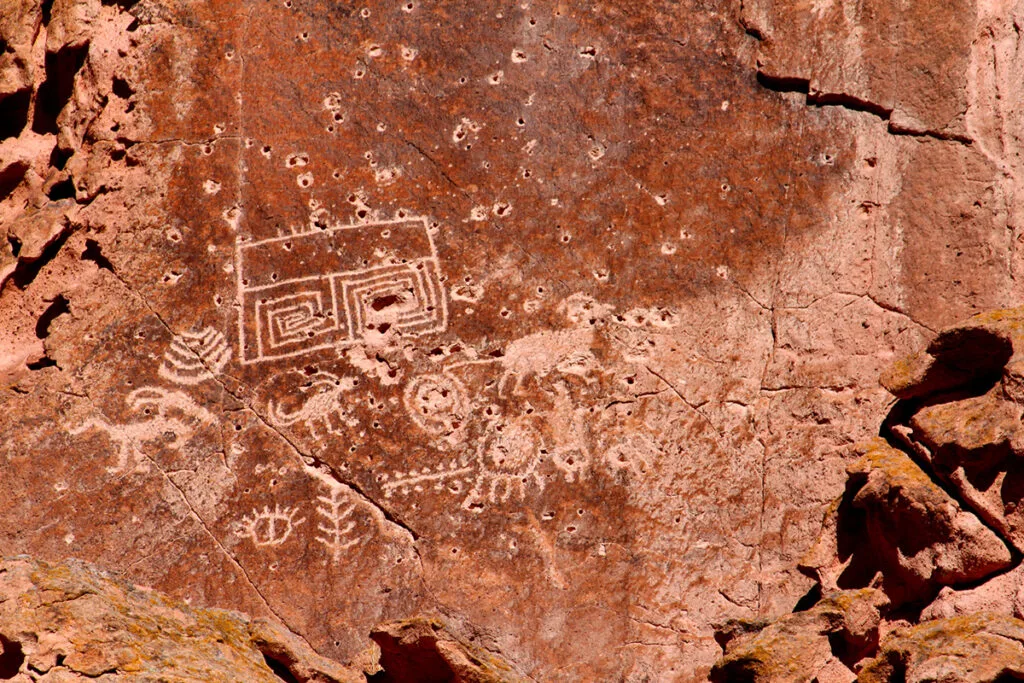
[1,0,1022,680]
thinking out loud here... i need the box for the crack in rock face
[3,0,1024,680]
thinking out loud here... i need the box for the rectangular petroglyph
[236,217,447,364]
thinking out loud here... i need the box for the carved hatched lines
[233,479,371,566]
[314,485,362,562]
[158,327,231,385]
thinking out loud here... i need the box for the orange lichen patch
[859,613,1024,683]
[2,557,363,682]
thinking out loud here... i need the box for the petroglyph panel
[4,0,973,679]
[237,217,447,364]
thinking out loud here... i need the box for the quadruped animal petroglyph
[268,370,359,439]
[68,387,216,473]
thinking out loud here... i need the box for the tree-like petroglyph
[314,483,363,563]
[236,217,448,364]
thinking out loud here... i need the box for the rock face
[800,439,1012,608]
[0,555,519,682]
[711,308,1024,680]
[3,0,1024,680]
[711,588,888,683]
[858,615,1024,683]
[0,555,362,682]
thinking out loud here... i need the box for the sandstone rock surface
[710,588,887,682]
[3,0,1024,680]
[858,614,1024,683]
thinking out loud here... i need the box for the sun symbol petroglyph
[236,216,448,364]
[402,373,469,435]
[462,418,546,513]
[234,505,306,547]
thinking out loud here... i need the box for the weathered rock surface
[370,618,523,683]
[800,438,1012,607]
[0,556,363,682]
[712,308,1024,679]
[710,588,888,683]
[3,0,1024,680]
[858,614,1024,683]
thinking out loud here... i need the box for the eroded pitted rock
[858,613,1024,683]
[0,556,363,682]
[710,589,889,683]
[800,438,1012,607]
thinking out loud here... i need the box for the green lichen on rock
[710,588,888,683]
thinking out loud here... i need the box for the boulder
[881,309,1024,401]
[0,556,363,682]
[370,617,525,683]
[710,588,888,683]
[858,613,1024,683]
[800,439,1012,606]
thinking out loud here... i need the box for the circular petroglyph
[403,374,468,434]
